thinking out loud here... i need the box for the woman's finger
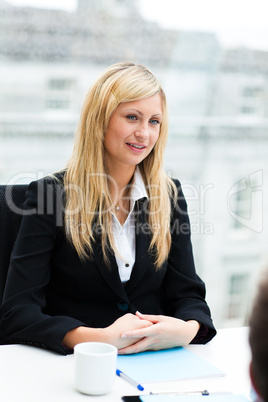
[118,337,151,354]
[121,325,155,339]
[135,311,161,323]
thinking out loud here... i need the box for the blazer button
[117,301,130,312]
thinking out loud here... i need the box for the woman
[0,62,216,355]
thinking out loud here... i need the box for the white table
[0,327,252,402]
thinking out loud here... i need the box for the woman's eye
[126,115,137,121]
[150,119,160,125]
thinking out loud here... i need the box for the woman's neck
[107,165,136,224]
[108,165,136,200]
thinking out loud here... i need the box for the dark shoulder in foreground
[24,170,66,221]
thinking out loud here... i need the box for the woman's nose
[134,125,149,140]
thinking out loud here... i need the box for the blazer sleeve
[162,179,216,344]
[0,177,85,354]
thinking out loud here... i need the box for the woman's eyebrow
[123,108,142,115]
[123,108,162,117]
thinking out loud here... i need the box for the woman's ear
[250,360,261,399]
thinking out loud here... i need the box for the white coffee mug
[74,342,117,395]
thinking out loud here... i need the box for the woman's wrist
[185,320,201,343]
[62,326,107,349]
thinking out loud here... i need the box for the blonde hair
[64,62,177,268]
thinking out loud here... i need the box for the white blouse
[111,168,148,282]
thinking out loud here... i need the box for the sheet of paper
[140,394,249,401]
[117,347,224,383]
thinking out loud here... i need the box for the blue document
[117,347,224,383]
[140,395,249,401]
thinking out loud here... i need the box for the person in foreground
[0,62,216,355]
[249,272,268,402]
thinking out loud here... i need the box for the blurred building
[0,0,268,329]
[165,46,268,328]
[0,0,175,65]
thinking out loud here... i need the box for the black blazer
[0,174,216,354]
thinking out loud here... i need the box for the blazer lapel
[93,198,152,299]
[93,239,129,301]
[125,198,152,294]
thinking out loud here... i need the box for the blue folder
[117,347,224,383]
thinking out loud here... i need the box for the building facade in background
[0,0,267,329]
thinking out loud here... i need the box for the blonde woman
[0,62,216,354]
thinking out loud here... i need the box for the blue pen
[116,369,144,391]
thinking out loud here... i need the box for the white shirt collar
[111,167,148,228]
[112,167,147,281]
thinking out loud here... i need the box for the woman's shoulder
[27,170,65,190]
[25,170,66,209]
[166,176,183,199]
[168,176,182,188]
[167,176,188,213]
[37,170,65,185]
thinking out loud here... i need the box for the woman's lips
[126,143,146,153]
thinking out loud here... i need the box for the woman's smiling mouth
[126,142,146,152]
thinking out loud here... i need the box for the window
[232,179,252,229]
[46,78,76,110]
[240,106,256,115]
[226,273,249,320]
[48,78,75,91]
[239,86,264,116]
[242,87,263,97]
[46,99,70,109]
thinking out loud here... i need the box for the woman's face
[104,93,162,172]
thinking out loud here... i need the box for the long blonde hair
[64,62,177,268]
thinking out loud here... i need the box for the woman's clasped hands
[63,311,200,352]
[111,311,200,354]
